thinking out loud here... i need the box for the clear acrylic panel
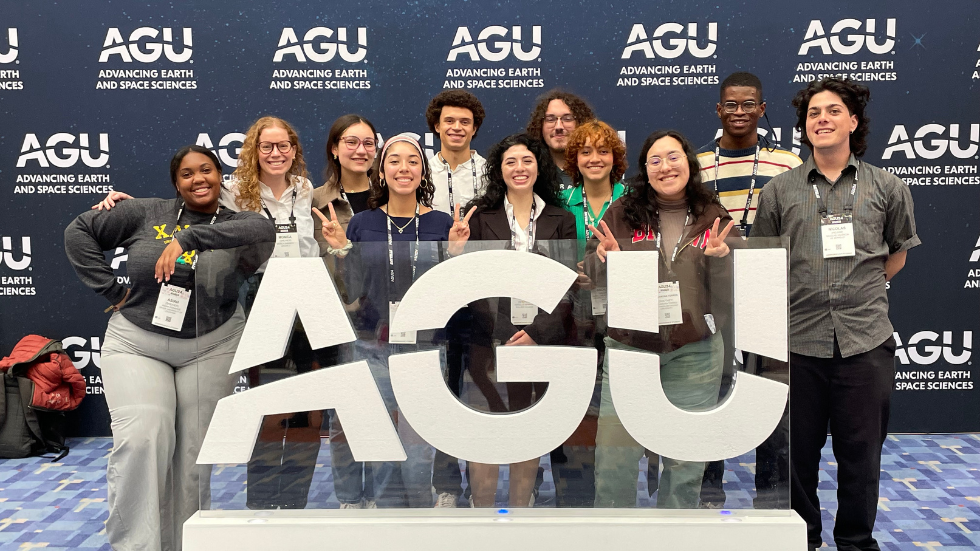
[194,236,790,515]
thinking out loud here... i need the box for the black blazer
[466,203,576,345]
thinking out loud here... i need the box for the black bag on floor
[0,371,70,461]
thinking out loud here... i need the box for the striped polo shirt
[697,140,802,235]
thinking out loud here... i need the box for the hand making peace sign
[703,217,736,257]
[312,202,348,250]
[448,203,477,256]
[587,220,621,263]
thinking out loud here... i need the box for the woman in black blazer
[450,133,576,507]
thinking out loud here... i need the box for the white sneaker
[362,499,377,509]
[434,492,458,508]
[339,501,362,509]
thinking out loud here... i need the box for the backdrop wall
[1,0,977,435]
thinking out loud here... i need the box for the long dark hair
[169,145,222,188]
[367,136,435,209]
[468,133,562,212]
[622,130,719,232]
[324,114,379,189]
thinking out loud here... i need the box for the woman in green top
[561,120,628,243]
[552,119,629,507]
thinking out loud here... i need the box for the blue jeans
[594,333,724,508]
[329,339,436,507]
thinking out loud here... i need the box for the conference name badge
[658,281,683,326]
[273,223,301,258]
[151,283,191,331]
[591,286,608,316]
[388,301,417,344]
[511,297,537,326]
[820,214,856,258]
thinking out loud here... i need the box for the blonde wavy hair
[231,116,310,212]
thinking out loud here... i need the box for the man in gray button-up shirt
[752,77,919,551]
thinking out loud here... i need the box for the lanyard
[811,164,858,216]
[580,185,612,240]
[443,151,478,214]
[508,198,537,252]
[714,143,760,228]
[654,208,691,277]
[386,203,420,285]
[261,188,297,224]
[338,182,350,204]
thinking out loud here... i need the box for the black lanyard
[261,188,297,225]
[508,198,537,252]
[175,204,219,228]
[714,143,760,229]
[812,164,858,216]
[654,208,691,278]
[443,152,478,214]
[386,203,420,285]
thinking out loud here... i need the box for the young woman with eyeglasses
[311,114,379,254]
[585,129,737,509]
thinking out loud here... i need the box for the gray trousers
[101,309,243,551]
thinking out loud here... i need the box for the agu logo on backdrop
[62,337,106,396]
[0,236,34,296]
[793,18,899,83]
[12,133,113,195]
[617,22,719,88]
[0,28,23,91]
[879,123,980,187]
[443,24,545,90]
[269,26,371,91]
[95,26,197,90]
[196,132,247,177]
[893,331,973,392]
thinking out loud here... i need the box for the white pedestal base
[184,508,808,551]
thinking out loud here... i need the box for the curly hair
[367,136,435,209]
[425,89,486,138]
[622,130,720,233]
[169,145,222,188]
[467,134,563,213]
[525,89,595,144]
[720,72,763,100]
[323,114,378,190]
[231,116,310,212]
[793,77,871,157]
[563,120,628,186]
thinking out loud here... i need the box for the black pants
[432,308,471,498]
[790,336,895,551]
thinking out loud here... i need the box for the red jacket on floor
[0,335,86,411]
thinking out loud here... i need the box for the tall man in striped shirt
[697,72,802,236]
[697,72,801,510]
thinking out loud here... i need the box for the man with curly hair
[526,89,595,190]
[425,89,487,215]
[752,77,919,551]
[424,89,486,508]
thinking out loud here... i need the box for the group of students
[66,71,918,551]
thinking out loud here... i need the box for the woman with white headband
[314,133,472,507]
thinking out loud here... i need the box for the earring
[334,155,338,160]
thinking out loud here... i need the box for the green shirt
[560,182,626,241]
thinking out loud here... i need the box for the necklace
[385,205,418,233]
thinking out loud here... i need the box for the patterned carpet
[0,434,977,550]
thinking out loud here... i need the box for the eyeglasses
[339,136,377,150]
[543,114,576,125]
[645,153,686,168]
[722,101,760,114]
[257,141,293,154]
